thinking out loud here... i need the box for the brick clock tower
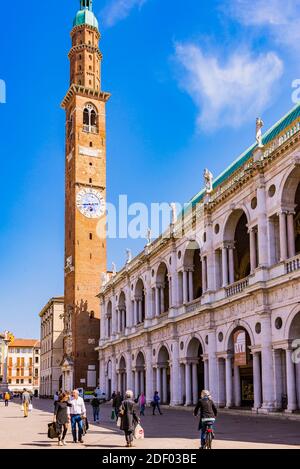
[61,0,110,392]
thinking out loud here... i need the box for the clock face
[76,188,105,218]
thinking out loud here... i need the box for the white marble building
[97,104,300,413]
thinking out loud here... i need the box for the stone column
[287,212,296,259]
[145,347,153,403]
[162,367,168,403]
[222,246,228,287]
[208,330,218,402]
[279,211,288,261]
[257,180,269,267]
[192,363,198,405]
[286,349,297,412]
[111,356,117,394]
[112,299,117,336]
[160,287,165,314]
[100,307,106,340]
[202,257,207,293]
[188,270,194,302]
[234,365,241,407]
[260,313,275,411]
[140,370,145,394]
[249,228,257,273]
[228,246,235,284]
[170,341,180,406]
[155,287,160,317]
[183,271,188,304]
[225,355,233,408]
[204,359,209,390]
[185,363,192,405]
[126,352,133,391]
[99,355,106,391]
[273,349,283,409]
[134,300,138,325]
[134,370,139,399]
[157,367,162,399]
[252,352,262,410]
[217,358,226,407]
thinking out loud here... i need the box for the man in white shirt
[70,389,86,443]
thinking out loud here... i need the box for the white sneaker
[58,441,63,446]
[62,440,67,446]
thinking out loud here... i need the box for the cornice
[61,84,111,108]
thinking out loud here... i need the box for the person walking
[91,393,101,423]
[4,392,10,407]
[113,391,123,420]
[193,390,217,449]
[152,391,162,415]
[54,392,71,446]
[138,392,146,416]
[119,390,139,448]
[22,388,31,418]
[69,389,86,444]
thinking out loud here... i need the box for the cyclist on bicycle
[193,389,217,449]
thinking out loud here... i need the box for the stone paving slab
[0,399,299,450]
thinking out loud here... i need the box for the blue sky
[1,0,300,338]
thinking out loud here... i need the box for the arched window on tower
[83,103,98,133]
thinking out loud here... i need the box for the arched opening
[118,356,127,397]
[223,209,251,284]
[134,352,146,399]
[279,167,300,260]
[118,292,126,334]
[134,279,146,325]
[183,241,202,302]
[227,327,253,408]
[157,346,170,404]
[156,263,170,315]
[82,103,98,133]
[184,338,204,405]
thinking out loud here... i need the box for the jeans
[152,403,162,415]
[200,421,215,447]
[71,414,83,442]
[93,407,100,421]
[140,404,145,416]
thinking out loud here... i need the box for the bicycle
[202,421,214,449]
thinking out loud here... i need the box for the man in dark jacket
[113,392,123,420]
[193,390,217,449]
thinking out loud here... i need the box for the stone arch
[224,319,255,351]
[223,208,251,282]
[117,291,126,333]
[156,345,171,404]
[183,240,202,300]
[118,355,127,396]
[134,278,146,324]
[280,166,300,256]
[280,166,300,208]
[155,262,170,314]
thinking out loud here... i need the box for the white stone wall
[98,118,300,413]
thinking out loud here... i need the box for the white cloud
[229,0,300,48]
[175,43,283,131]
[102,0,147,27]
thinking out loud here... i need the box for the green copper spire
[73,0,99,30]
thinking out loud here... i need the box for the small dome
[73,9,99,30]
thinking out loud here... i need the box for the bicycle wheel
[205,432,212,449]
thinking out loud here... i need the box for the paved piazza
[0,399,299,449]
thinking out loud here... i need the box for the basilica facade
[97,104,300,413]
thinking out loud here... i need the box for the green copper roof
[187,103,300,211]
[73,0,99,30]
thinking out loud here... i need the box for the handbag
[21,404,24,411]
[134,423,144,440]
[29,403,33,411]
[48,422,59,439]
[116,417,121,428]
